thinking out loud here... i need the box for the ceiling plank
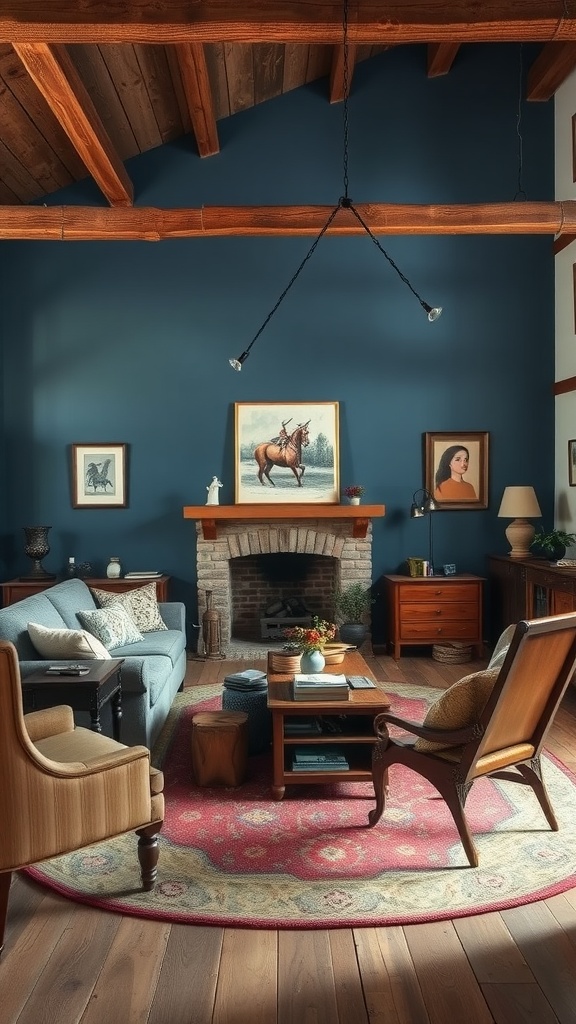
[13,42,133,206]
[224,42,254,115]
[427,42,461,77]
[0,201,573,241]
[175,42,219,156]
[98,43,162,151]
[1,3,574,45]
[133,44,186,144]
[329,44,357,103]
[282,43,309,93]
[0,64,72,193]
[527,41,576,100]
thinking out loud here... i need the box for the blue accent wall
[0,44,554,639]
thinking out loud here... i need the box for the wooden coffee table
[266,651,391,800]
[22,659,124,742]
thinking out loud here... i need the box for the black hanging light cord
[229,0,441,370]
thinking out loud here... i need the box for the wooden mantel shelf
[182,504,385,540]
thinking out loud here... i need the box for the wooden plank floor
[2,650,576,1024]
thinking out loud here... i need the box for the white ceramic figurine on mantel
[206,476,223,505]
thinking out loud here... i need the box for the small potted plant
[333,582,373,646]
[531,526,576,561]
[343,485,365,505]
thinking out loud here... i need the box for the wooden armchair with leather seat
[0,640,164,953]
[368,613,576,867]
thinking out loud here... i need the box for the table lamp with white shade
[498,486,542,558]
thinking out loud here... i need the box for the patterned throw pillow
[78,604,144,650]
[27,621,110,660]
[89,582,167,633]
[413,667,500,753]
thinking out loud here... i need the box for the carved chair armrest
[373,711,482,746]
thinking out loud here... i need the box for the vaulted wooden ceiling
[1,2,576,243]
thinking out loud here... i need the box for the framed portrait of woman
[424,432,489,510]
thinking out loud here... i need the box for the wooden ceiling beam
[0,201,574,240]
[175,43,219,156]
[329,44,357,103]
[526,41,576,100]
[427,43,461,78]
[12,42,133,206]
[1,2,575,45]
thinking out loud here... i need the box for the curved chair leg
[442,782,478,868]
[0,871,12,955]
[368,753,389,827]
[136,824,161,891]
[515,759,559,831]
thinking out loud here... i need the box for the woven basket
[432,642,473,665]
[269,650,302,674]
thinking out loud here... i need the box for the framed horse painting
[234,402,340,504]
[71,443,128,508]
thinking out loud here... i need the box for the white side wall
[555,73,576,539]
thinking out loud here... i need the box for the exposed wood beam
[1,3,576,45]
[175,42,219,157]
[554,375,576,396]
[12,42,133,206]
[427,43,461,77]
[329,44,357,103]
[527,41,576,100]
[0,202,574,241]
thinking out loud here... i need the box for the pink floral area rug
[26,683,576,929]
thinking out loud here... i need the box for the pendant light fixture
[229,0,442,371]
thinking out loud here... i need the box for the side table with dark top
[1,575,170,607]
[22,659,124,742]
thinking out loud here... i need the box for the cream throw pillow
[413,667,500,753]
[78,604,144,650]
[28,621,110,660]
[90,582,167,633]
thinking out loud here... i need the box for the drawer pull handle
[437,628,443,634]
[435,609,441,615]
[435,590,442,595]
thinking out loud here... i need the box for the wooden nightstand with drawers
[382,573,484,660]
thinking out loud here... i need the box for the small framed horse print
[71,443,128,508]
[234,402,340,504]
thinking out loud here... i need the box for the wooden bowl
[323,650,345,665]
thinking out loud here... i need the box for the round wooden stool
[191,710,249,787]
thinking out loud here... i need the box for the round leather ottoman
[222,686,271,755]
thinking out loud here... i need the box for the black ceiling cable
[229,0,442,370]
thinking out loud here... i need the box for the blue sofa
[0,578,187,749]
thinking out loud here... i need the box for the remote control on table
[347,676,377,689]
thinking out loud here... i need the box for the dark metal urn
[22,526,56,580]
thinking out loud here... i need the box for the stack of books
[124,571,163,579]
[291,745,349,771]
[292,673,349,702]
[284,717,323,736]
[223,669,267,692]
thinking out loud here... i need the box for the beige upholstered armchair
[0,641,164,953]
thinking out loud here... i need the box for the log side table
[22,659,124,742]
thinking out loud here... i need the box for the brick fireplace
[183,503,385,657]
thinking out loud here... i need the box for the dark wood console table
[487,555,576,641]
[1,575,170,607]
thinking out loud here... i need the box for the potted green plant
[531,526,576,561]
[333,582,373,645]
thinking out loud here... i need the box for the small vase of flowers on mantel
[343,485,365,506]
